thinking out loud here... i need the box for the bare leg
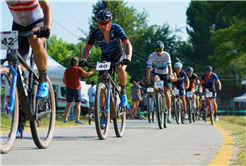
[75,102,81,121]
[64,102,72,121]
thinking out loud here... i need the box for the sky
[0,0,190,57]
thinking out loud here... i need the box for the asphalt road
[1,118,222,165]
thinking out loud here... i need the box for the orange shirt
[65,66,84,90]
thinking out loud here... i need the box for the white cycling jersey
[147,51,171,75]
[6,0,45,27]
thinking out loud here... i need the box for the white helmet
[174,62,183,68]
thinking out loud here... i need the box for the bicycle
[204,91,215,125]
[145,82,156,123]
[171,89,182,124]
[0,30,56,154]
[154,80,167,129]
[86,61,126,140]
[186,91,194,123]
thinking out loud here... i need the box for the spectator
[129,78,142,119]
[88,81,96,125]
[62,57,96,124]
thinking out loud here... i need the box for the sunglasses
[98,21,109,26]
[155,49,163,52]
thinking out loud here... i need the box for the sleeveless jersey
[6,0,45,27]
[147,51,171,75]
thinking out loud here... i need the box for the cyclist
[199,66,222,121]
[6,0,52,137]
[146,41,174,123]
[80,10,132,129]
[172,62,190,119]
[186,67,200,110]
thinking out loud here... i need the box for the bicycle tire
[30,77,56,149]
[152,111,156,123]
[204,107,207,122]
[156,91,164,129]
[209,101,214,125]
[0,67,19,154]
[188,100,192,123]
[180,101,185,124]
[148,97,152,123]
[164,107,167,128]
[113,86,126,137]
[173,98,180,124]
[95,83,110,140]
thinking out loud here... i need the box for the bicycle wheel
[164,107,167,128]
[204,107,207,122]
[148,97,152,123]
[209,101,214,125]
[30,77,56,149]
[0,67,19,154]
[173,98,180,124]
[152,110,156,123]
[180,101,185,124]
[95,83,110,140]
[188,100,192,123]
[156,91,164,129]
[192,105,195,122]
[113,86,126,137]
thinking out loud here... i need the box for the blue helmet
[96,10,113,21]
[205,66,212,71]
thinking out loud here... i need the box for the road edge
[207,122,234,166]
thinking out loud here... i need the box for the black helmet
[186,67,193,73]
[154,41,164,50]
[96,10,112,21]
[205,66,213,71]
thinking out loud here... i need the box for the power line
[71,2,91,23]
[56,1,86,28]
[53,19,79,39]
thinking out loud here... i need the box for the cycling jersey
[147,51,171,75]
[172,70,188,89]
[186,73,198,88]
[86,23,129,61]
[6,0,45,27]
[200,72,219,89]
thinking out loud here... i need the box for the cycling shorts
[172,85,186,96]
[12,18,44,61]
[152,73,171,90]
[203,87,217,98]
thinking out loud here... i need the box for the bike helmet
[96,10,112,21]
[186,67,193,73]
[174,62,183,68]
[205,66,212,71]
[154,41,164,50]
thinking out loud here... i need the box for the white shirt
[6,0,45,27]
[147,51,171,75]
[88,86,95,103]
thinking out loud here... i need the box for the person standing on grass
[129,78,142,119]
[88,81,96,125]
[62,57,96,124]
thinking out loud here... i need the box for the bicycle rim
[0,67,19,154]
[148,97,152,123]
[95,83,110,140]
[113,86,126,137]
[30,77,56,149]
[173,98,179,124]
[188,101,192,123]
[156,92,164,129]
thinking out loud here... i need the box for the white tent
[233,92,246,102]
[30,55,66,85]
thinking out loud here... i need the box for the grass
[216,115,246,165]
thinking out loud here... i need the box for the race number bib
[96,62,111,71]
[1,31,18,50]
[147,87,154,92]
[202,95,205,100]
[187,91,193,98]
[172,89,179,95]
[206,92,213,98]
[154,81,164,89]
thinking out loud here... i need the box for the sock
[38,69,47,83]
[121,85,126,95]
[168,109,171,116]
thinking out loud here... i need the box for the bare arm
[146,67,152,81]
[123,41,132,58]
[81,67,96,77]
[40,1,53,29]
[216,80,222,90]
[81,46,92,60]
[185,78,190,90]
[62,73,66,85]
[168,65,174,80]
[129,89,132,100]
